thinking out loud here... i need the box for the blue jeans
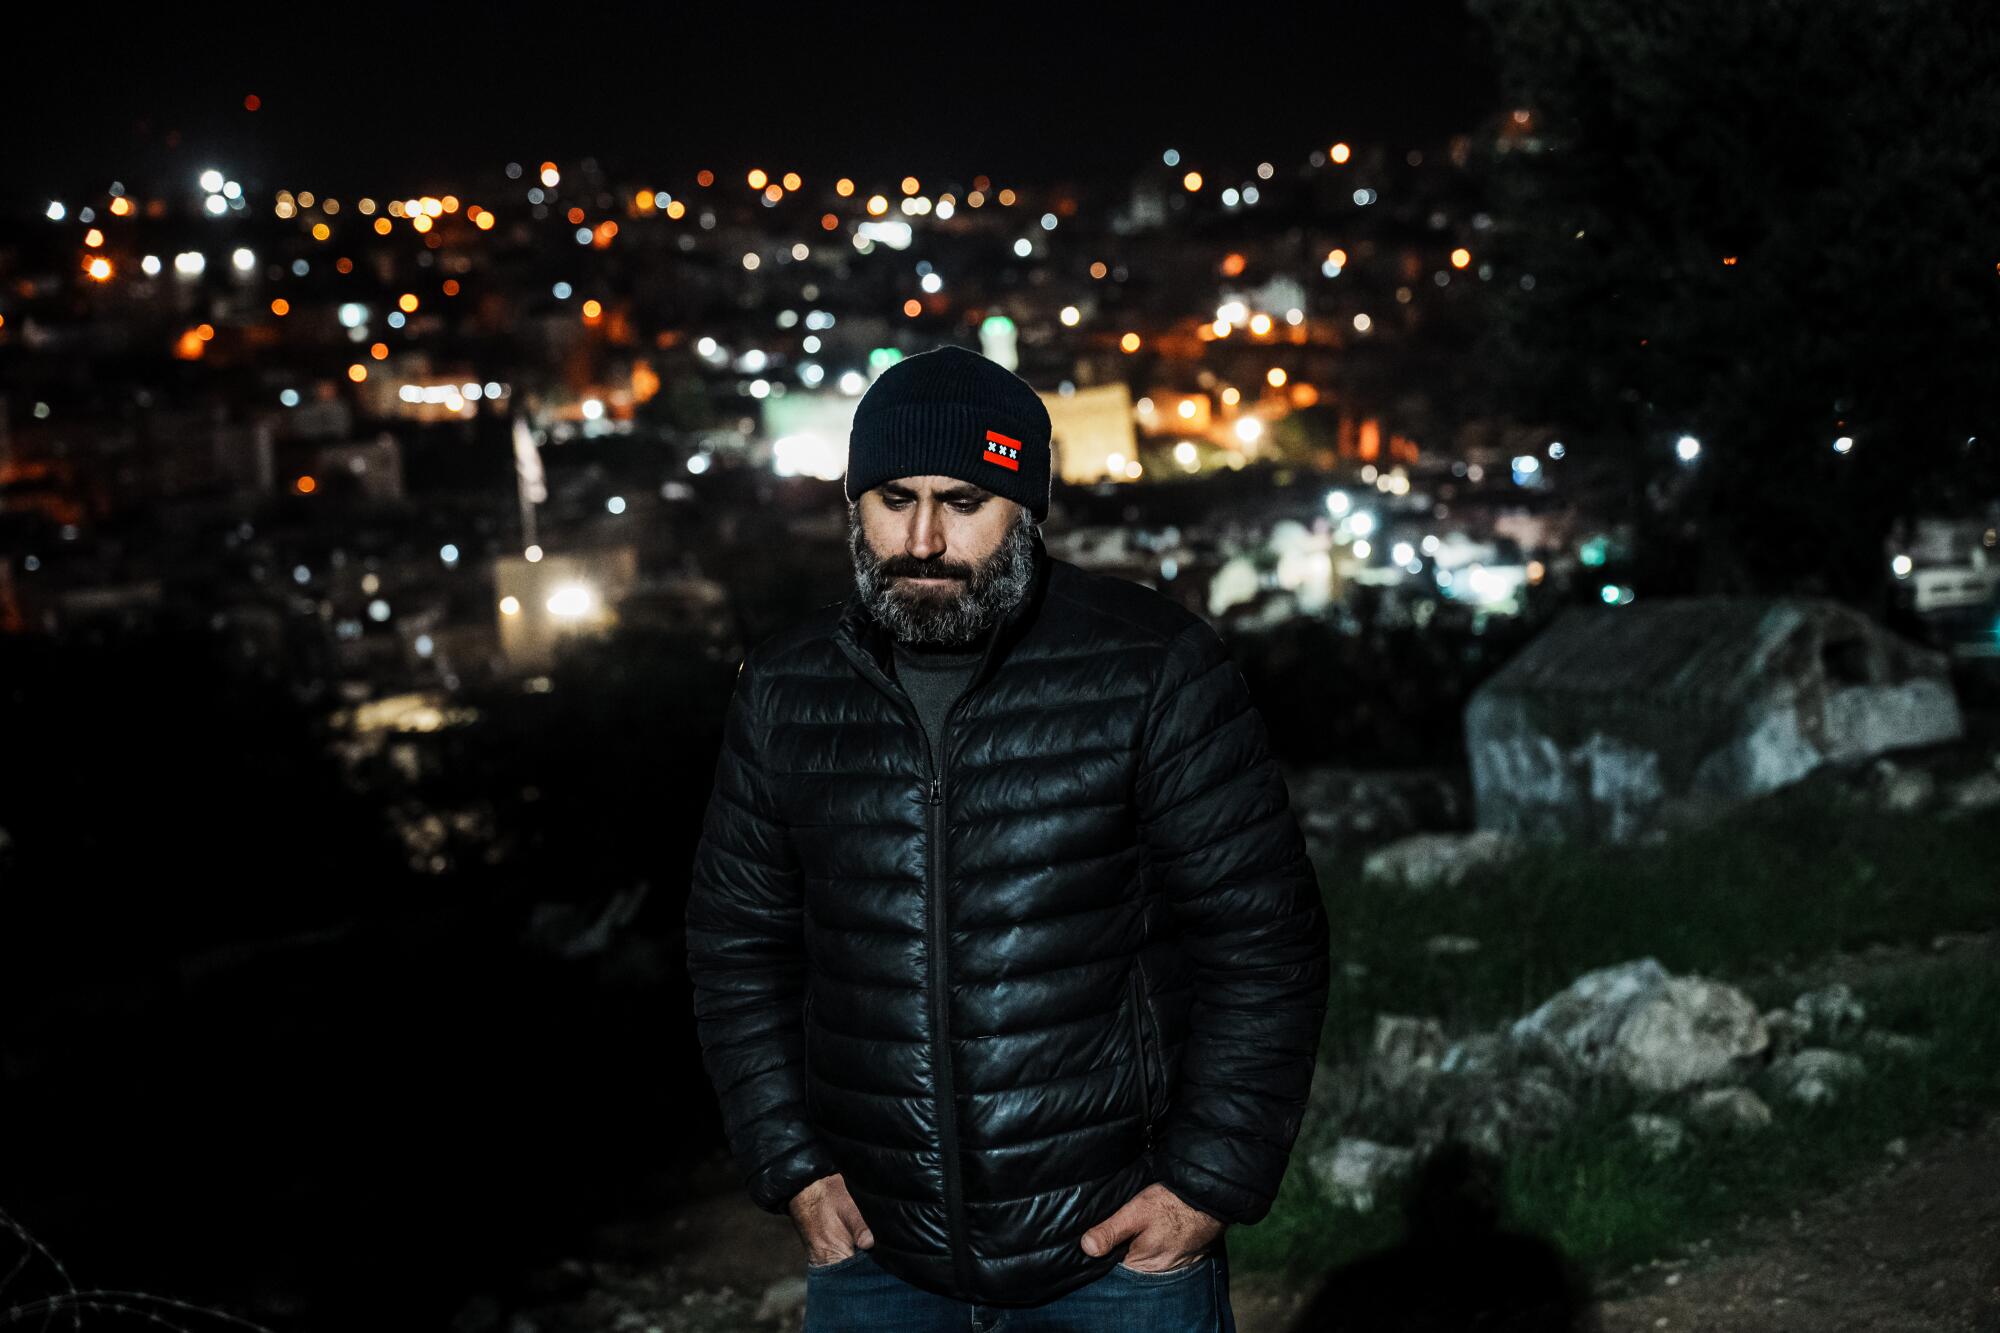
[803,1241,1238,1332]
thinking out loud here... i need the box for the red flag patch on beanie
[983,428,1021,471]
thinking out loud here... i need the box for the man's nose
[907,506,946,560]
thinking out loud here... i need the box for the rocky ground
[455,928,1998,1333]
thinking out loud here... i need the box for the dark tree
[1466,0,2000,610]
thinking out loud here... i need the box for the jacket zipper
[922,692,972,1295]
[1126,966,1157,1155]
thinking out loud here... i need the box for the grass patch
[1228,776,2000,1282]
[1237,952,2000,1283]
[1315,778,2000,1061]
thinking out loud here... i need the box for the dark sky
[9,2,1496,195]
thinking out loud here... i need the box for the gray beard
[846,504,1037,649]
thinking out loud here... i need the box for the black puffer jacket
[685,526,1330,1306]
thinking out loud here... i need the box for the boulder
[1509,957,1767,1094]
[1308,1138,1416,1214]
[1685,1086,1774,1135]
[1766,1047,1867,1107]
[1628,1113,1687,1161]
[1416,1068,1576,1158]
[1792,982,1867,1040]
[1362,830,1522,891]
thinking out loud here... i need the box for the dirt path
[1587,1110,2000,1333]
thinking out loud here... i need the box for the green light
[1579,535,1608,567]
[980,315,1017,336]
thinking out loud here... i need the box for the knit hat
[844,344,1053,522]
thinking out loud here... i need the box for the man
[685,345,1330,1330]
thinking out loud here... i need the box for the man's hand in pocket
[789,1171,875,1264]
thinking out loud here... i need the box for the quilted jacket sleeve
[685,655,839,1214]
[1136,617,1332,1227]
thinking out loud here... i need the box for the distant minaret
[512,413,546,551]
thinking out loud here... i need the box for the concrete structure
[1466,597,1963,844]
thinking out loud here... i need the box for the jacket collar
[834,523,1052,702]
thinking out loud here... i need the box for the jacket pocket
[1125,964,1165,1134]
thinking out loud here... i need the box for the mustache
[883,561,971,580]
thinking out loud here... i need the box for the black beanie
[844,344,1053,522]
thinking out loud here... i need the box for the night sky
[8,1,1495,195]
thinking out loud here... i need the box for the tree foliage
[1467,0,2000,606]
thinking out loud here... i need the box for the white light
[1833,435,1854,454]
[1392,542,1415,565]
[414,635,434,658]
[199,169,225,193]
[1325,490,1351,516]
[1513,454,1541,474]
[292,565,311,584]
[607,495,626,514]
[1235,417,1263,444]
[1352,313,1372,332]
[738,348,768,373]
[499,596,522,615]
[1285,308,1304,325]
[575,227,594,245]
[1217,301,1248,325]
[1676,435,1702,462]
[697,336,717,356]
[462,383,483,400]
[1349,511,1376,537]
[1040,212,1058,230]
[1353,539,1372,559]
[838,370,867,395]
[1060,305,1080,326]
[801,363,825,386]
[749,379,771,399]
[1222,188,1240,206]
[484,382,504,399]
[1174,441,1198,466]
[141,254,162,275]
[204,195,229,216]
[174,251,206,276]
[920,273,943,293]
[546,583,597,619]
[687,453,711,473]
[232,247,256,272]
[400,385,422,403]
[581,398,604,420]
[1013,238,1033,258]
[1548,441,1566,459]
[368,598,391,622]
[772,433,846,481]
[1107,452,1126,471]
[858,220,913,249]
[45,201,65,221]
[524,544,544,562]
[222,180,242,200]
[440,544,459,563]
[1891,554,1913,578]
[553,281,572,299]
[1163,148,1181,166]
[803,335,822,353]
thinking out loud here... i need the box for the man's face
[847,475,1037,648]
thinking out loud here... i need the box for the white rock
[1858,1029,1932,1060]
[1792,982,1867,1039]
[1946,770,2000,814]
[1370,1014,1448,1095]
[1361,830,1522,891]
[1628,1113,1687,1160]
[1613,976,1769,1093]
[1768,1047,1867,1106]
[1685,1086,1774,1135]
[1309,1138,1416,1213]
